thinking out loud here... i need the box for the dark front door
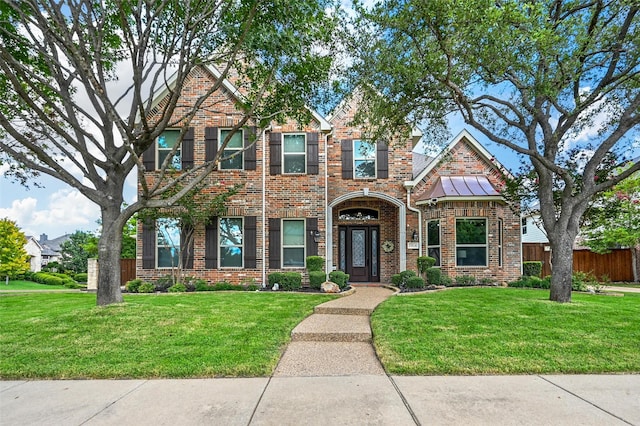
[339,225,379,282]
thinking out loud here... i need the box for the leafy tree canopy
[59,231,98,274]
[0,218,30,279]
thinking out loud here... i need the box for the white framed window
[283,133,306,174]
[157,218,180,268]
[427,220,441,267]
[456,218,487,267]
[498,219,504,267]
[522,217,528,234]
[219,217,243,268]
[282,219,305,267]
[157,130,181,170]
[220,129,244,169]
[353,140,376,178]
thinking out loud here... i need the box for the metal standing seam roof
[417,175,501,201]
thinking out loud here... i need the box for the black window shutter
[269,218,281,269]
[306,218,318,256]
[307,132,319,175]
[181,127,194,170]
[244,216,257,268]
[341,139,353,179]
[244,127,257,170]
[205,217,218,269]
[377,142,388,179]
[142,220,155,269]
[205,127,218,162]
[143,141,156,171]
[181,224,194,269]
[269,132,282,175]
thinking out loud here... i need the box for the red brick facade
[136,66,522,286]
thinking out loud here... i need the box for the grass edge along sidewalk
[0,292,336,379]
[372,287,640,375]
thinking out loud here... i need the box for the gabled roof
[146,64,331,131]
[406,129,511,187]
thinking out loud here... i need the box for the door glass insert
[371,228,378,276]
[352,230,366,267]
[339,229,346,270]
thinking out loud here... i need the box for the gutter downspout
[324,129,333,278]
[405,184,423,257]
[262,125,272,286]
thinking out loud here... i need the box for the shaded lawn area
[1,280,67,291]
[372,288,640,375]
[0,292,334,379]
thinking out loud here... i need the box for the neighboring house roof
[417,175,501,203]
[39,234,70,257]
[147,64,332,132]
[412,152,435,179]
[407,129,512,187]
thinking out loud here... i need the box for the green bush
[425,268,441,285]
[391,274,403,287]
[406,276,425,289]
[125,279,143,293]
[523,261,543,277]
[212,282,243,291]
[306,256,324,272]
[74,273,88,282]
[329,270,349,289]
[280,272,302,291]
[572,271,598,292]
[440,274,453,286]
[168,283,187,293]
[268,272,284,287]
[309,271,326,289]
[417,256,436,274]
[138,282,155,293]
[154,275,174,292]
[541,275,551,289]
[455,275,476,286]
[245,284,259,291]
[480,277,496,286]
[64,281,84,289]
[44,275,64,286]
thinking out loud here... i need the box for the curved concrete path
[274,286,394,377]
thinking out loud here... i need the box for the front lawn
[0,292,333,379]
[0,280,67,291]
[372,288,640,375]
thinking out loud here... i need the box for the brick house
[136,65,521,285]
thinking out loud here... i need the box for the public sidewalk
[2,375,639,425]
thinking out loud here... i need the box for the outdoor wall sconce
[311,230,321,243]
[412,230,418,241]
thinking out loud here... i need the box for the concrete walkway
[2,287,639,425]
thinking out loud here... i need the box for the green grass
[0,292,334,379]
[0,280,67,291]
[372,288,640,375]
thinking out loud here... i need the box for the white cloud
[0,189,100,238]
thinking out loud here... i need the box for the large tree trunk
[96,204,125,306]
[549,234,575,303]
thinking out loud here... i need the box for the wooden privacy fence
[120,258,136,285]
[522,243,634,282]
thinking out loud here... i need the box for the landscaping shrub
[74,273,88,282]
[523,261,543,277]
[168,283,187,293]
[268,272,284,287]
[125,279,143,293]
[44,275,64,286]
[154,275,174,292]
[245,284,260,291]
[195,280,212,291]
[329,270,349,290]
[417,256,436,275]
[480,277,496,286]
[138,282,155,293]
[306,256,324,272]
[440,274,453,286]
[455,275,476,286]
[572,271,598,292]
[279,272,302,291]
[391,274,403,287]
[212,282,243,291]
[309,271,326,289]
[64,281,84,289]
[406,276,425,289]
[425,268,441,285]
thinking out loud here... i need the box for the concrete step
[291,314,372,343]
[314,306,373,316]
